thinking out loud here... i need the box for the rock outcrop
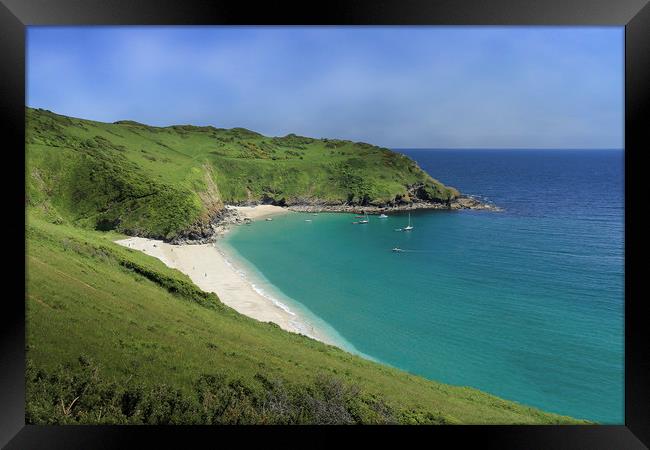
[170,207,249,245]
[171,194,500,245]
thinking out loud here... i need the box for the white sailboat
[358,213,369,224]
[379,213,388,219]
[403,213,413,231]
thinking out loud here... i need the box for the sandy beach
[115,205,337,346]
[228,204,290,220]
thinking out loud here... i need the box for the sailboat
[358,213,369,224]
[403,213,413,231]
[379,213,388,218]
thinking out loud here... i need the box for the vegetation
[25,107,585,424]
[27,356,404,425]
[25,214,586,425]
[26,107,458,241]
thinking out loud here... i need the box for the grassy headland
[25,108,583,424]
[26,107,462,242]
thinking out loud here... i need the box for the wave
[215,241,367,354]
[217,246,301,318]
[250,283,296,316]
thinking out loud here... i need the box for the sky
[27,26,624,149]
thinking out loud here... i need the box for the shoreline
[114,201,499,354]
[169,197,500,245]
[232,196,501,215]
[229,204,292,220]
[215,240,363,355]
[285,198,500,214]
[115,212,346,348]
[204,197,500,239]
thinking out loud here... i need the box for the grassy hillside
[25,215,585,424]
[25,107,585,424]
[26,107,459,241]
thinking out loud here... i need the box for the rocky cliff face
[169,207,249,244]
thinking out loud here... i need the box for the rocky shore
[287,196,501,214]
[171,196,500,245]
[170,206,251,245]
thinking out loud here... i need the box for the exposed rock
[287,196,501,214]
[169,195,500,245]
[169,207,246,245]
[449,196,502,211]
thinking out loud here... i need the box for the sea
[220,149,624,424]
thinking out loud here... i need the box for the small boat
[305,219,312,222]
[355,215,365,218]
[358,214,369,224]
[265,217,273,221]
[403,213,414,231]
[352,221,359,224]
[379,213,388,219]
[392,247,404,253]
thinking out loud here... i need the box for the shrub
[26,357,406,425]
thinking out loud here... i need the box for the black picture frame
[2,0,648,448]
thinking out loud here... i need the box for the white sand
[228,204,290,220]
[115,232,336,346]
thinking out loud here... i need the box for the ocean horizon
[222,149,624,423]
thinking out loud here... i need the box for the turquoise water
[222,150,624,423]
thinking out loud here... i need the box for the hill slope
[25,108,584,424]
[26,215,585,424]
[26,107,460,242]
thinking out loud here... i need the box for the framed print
[2,0,648,448]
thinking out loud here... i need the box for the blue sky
[27,26,623,149]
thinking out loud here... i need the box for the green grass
[27,107,458,241]
[25,214,586,424]
[25,107,587,424]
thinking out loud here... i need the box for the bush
[26,357,407,425]
[118,258,224,310]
